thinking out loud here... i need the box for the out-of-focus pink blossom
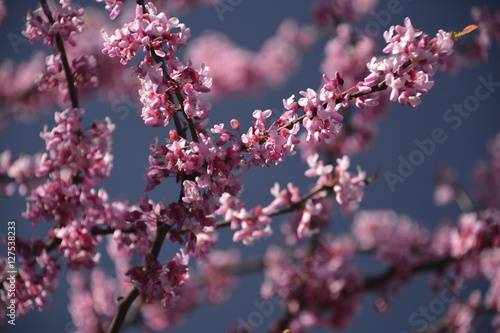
[197,249,240,304]
[434,183,456,206]
[313,0,378,29]
[0,150,45,197]
[473,133,500,210]
[0,0,5,27]
[185,19,315,99]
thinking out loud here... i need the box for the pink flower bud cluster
[361,18,455,108]
[297,76,345,142]
[115,196,165,257]
[7,0,500,330]
[242,108,301,167]
[101,3,190,65]
[135,56,211,126]
[23,0,84,47]
[23,108,115,226]
[333,156,366,213]
[101,3,213,128]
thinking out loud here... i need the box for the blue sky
[1,1,500,332]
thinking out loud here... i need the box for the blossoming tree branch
[0,0,499,333]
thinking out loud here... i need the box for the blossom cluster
[23,108,114,225]
[23,0,84,46]
[0,238,60,318]
[361,18,455,108]
[127,251,189,307]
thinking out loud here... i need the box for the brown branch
[107,287,141,333]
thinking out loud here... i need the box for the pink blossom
[242,109,300,167]
[23,108,115,226]
[53,218,101,269]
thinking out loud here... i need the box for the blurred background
[1,0,500,332]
